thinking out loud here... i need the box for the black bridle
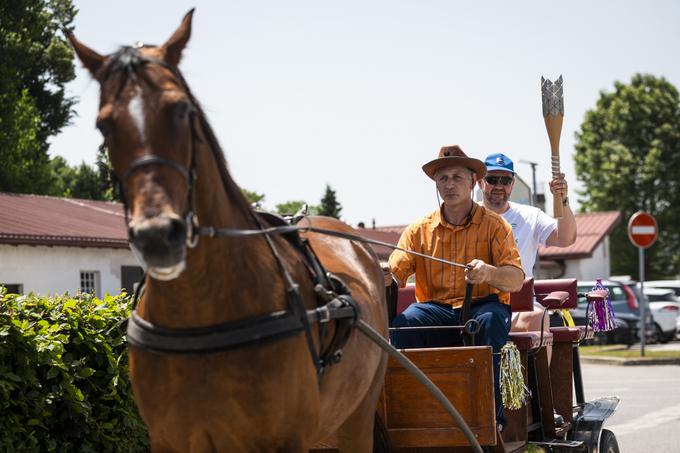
[117,110,201,249]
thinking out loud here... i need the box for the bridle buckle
[186,211,200,248]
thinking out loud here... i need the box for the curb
[581,356,680,366]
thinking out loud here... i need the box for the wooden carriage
[314,278,620,452]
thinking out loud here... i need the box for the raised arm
[545,173,577,247]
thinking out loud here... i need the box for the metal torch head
[541,75,564,117]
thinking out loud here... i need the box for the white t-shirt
[493,202,556,278]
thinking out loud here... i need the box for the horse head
[69,11,201,281]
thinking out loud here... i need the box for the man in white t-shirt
[479,153,577,331]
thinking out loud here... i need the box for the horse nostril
[130,217,187,249]
[166,218,186,245]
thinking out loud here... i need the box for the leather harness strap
[126,290,358,355]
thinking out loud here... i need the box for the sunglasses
[484,176,514,186]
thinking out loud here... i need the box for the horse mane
[100,45,254,221]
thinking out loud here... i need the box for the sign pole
[639,247,645,357]
[627,211,658,357]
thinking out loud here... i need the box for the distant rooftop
[539,211,621,259]
[0,192,128,249]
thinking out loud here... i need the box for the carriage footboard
[379,346,497,448]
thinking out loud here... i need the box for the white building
[0,193,142,297]
[538,211,621,281]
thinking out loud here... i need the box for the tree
[275,200,319,216]
[48,146,114,201]
[70,162,102,200]
[318,184,343,219]
[94,144,116,201]
[48,155,76,196]
[241,189,265,208]
[0,0,76,194]
[574,74,680,278]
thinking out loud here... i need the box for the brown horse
[69,10,387,452]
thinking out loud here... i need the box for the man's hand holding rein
[465,259,524,293]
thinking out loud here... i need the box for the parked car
[617,280,674,344]
[642,287,680,342]
[644,280,680,298]
[552,280,653,346]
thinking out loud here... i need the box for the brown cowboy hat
[422,145,487,180]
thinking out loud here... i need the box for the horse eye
[174,101,191,121]
[96,119,111,137]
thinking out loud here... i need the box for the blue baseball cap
[484,153,515,174]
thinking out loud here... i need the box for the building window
[80,271,100,298]
[1,284,23,295]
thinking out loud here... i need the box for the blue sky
[50,1,680,226]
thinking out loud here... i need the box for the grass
[579,344,680,359]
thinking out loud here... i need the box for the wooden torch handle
[544,114,564,219]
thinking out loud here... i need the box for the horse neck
[141,140,286,328]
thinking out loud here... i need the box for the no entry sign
[628,211,658,248]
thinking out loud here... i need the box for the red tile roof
[538,211,621,259]
[0,192,128,249]
[357,228,403,261]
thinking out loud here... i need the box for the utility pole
[519,160,540,278]
[519,160,539,207]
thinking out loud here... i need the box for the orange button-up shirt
[388,203,523,308]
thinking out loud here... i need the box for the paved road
[582,363,680,452]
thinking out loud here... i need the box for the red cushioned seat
[534,279,577,309]
[510,278,535,312]
[396,284,416,315]
[508,331,553,350]
[397,280,536,314]
[550,325,594,342]
[550,326,581,342]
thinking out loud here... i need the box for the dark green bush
[0,289,148,452]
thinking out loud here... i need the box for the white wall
[0,244,139,297]
[561,238,611,281]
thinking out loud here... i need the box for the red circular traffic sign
[628,211,658,248]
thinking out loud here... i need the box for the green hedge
[0,289,148,452]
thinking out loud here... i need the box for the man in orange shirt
[386,145,524,428]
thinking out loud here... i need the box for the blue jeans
[390,297,512,425]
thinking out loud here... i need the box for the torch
[541,75,565,219]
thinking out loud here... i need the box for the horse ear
[161,8,195,67]
[68,34,105,78]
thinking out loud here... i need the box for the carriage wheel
[599,429,619,453]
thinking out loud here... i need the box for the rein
[196,223,470,270]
